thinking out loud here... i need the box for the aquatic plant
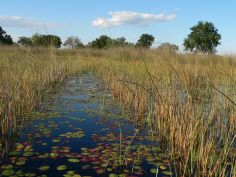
[0,46,235,176]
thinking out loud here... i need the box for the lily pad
[68,158,80,163]
[16,160,26,166]
[52,139,61,143]
[67,171,75,175]
[25,173,36,177]
[1,165,13,170]
[1,169,14,176]
[63,175,71,177]
[16,144,24,149]
[9,151,20,156]
[159,165,166,170]
[50,152,59,158]
[23,151,33,157]
[39,165,50,171]
[109,174,118,177]
[118,174,127,177]
[57,165,67,171]
[150,168,158,174]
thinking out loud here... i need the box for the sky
[0,0,235,54]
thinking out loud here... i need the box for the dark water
[0,75,173,177]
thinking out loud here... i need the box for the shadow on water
[0,74,174,177]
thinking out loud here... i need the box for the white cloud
[92,11,176,28]
[0,15,58,29]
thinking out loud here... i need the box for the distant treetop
[17,37,33,47]
[157,43,179,54]
[136,34,155,49]
[89,35,113,49]
[183,21,221,54]
[64,36,84,49]
[31,34,62,48]
[0,26,13,45]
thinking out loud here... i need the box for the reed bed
[0,47,235,176]
[77,48,236,176]
[0,46,93,154]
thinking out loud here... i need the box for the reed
[78,48,236,176]
[0,46,93,154]
[0,46,235,176]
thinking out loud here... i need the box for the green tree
[0,26,13,45]
[32,34,62,48]
[17,37,33,46]
[183,21,221,54]
[136,34,155,48]
[113,37,126,47]
[64,36,84,49]
[112,37,135,47]
[157,43,179,53]
[90,35,113,49]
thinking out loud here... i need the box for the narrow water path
[0,75,173,177]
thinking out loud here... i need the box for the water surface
[0,75,173,177]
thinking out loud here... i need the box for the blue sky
[0,0,235,53]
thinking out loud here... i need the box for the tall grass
[0,46,235,176]
[79,48,236,176]
[0,46,94,154]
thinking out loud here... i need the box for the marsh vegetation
[0,46,235,177]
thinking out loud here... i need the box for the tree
[183,21,221,54]
[157,43,179,54]
[31,34,62,48]
[112,37,135,47]
[0,26,13,45]
[17,37,33,46]
[90,35,113,49]
[136,34,155,48]
[113,37,126,47]
[64,36,84,49]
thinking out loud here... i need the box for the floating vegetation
[1,72,234,177]
[1,169,15,176]
[76,141,172,176]
[39,165,50,172]
[0,75,175,176]
[15,160,26,166]
[50,152,59,159]
[59,129,85,139]
[56,165,67,171]
[68,158,80,163]
[63,170,81,177]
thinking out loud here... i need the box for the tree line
[0,21,221,54]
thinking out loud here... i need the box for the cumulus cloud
[92,11,176,28]
[0,15,58,29]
